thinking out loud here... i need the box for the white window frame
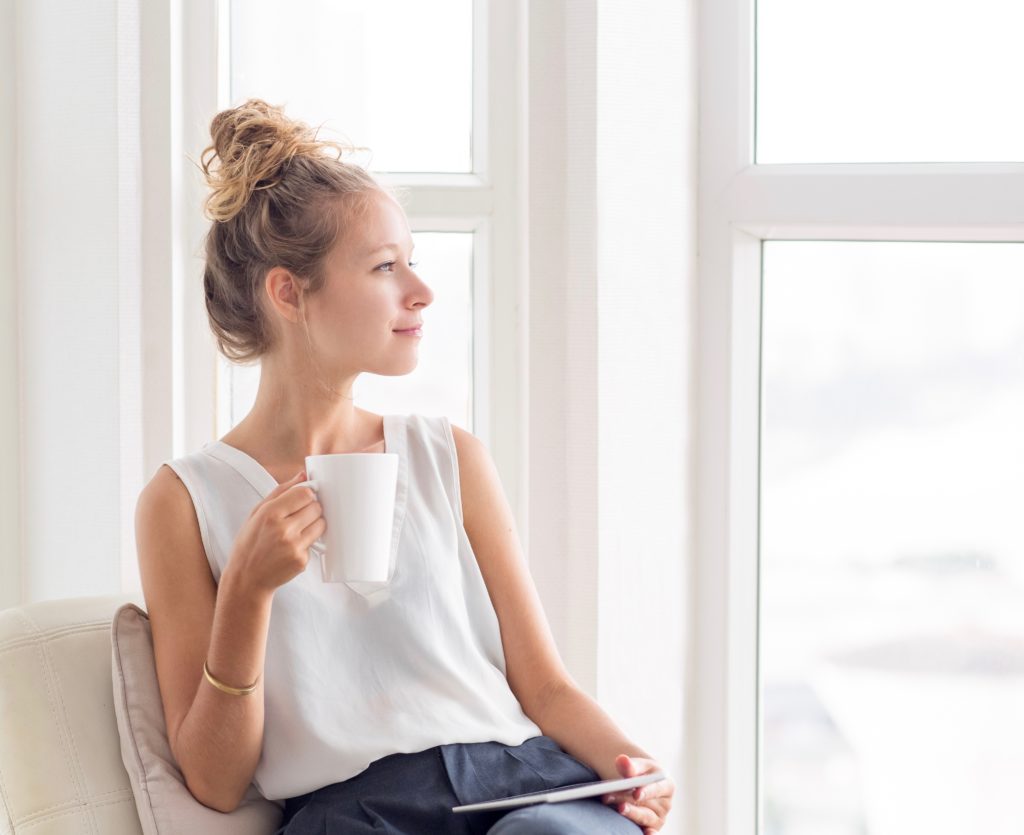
[696,1,1024,834]
[162,0,529,526]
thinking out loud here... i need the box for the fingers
[289,497,323,530]
[273,473,320,514]
[616,796,669,830]
[612,799,662,828]
[632,777,672,802]
[602,790,651,808]
[601,756,673,831]
[602,768,674,832]
[603,777,670,806]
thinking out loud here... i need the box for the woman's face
[304,190,433,378]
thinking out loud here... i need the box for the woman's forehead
[349,194,412,255]
[330,192,411,262]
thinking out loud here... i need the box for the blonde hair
[199,98,395,365]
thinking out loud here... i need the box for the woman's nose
[412,274,433,307]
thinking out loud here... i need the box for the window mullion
[726,165,1024,236]
[376,182,494,219]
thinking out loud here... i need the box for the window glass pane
[760,241,1024,834]
[217,231,474,435]
[757,1,1024,163]
[230,0,473,173]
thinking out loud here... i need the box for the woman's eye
[377,261,419,272]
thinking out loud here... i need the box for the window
[761,241,1024,834]
[697,1,1024,833]
[201,0,512,444]
[228,0,473,172]
[757,0,1024,164]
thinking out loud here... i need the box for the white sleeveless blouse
[162,414,542,800]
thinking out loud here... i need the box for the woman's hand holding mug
[223,470,326,595]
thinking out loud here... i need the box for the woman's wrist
[203,659,260,696]
[205,567,274,694]
[219,563,275,605]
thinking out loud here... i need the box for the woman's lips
[393,327,423,336]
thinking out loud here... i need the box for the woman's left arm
[450,425,675,834]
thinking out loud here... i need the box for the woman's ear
[265,266,305,325]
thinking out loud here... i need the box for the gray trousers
[276,734,642,834]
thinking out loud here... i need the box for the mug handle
[292,479,326,555]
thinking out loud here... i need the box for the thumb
[617,755,636,776]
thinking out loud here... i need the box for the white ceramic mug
[294,452,398,583]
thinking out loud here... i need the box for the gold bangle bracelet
[203,660,259,696]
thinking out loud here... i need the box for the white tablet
[451,770,666,813]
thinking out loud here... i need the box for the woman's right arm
[134,464,322,813]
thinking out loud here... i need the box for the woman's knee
[485,805,562,835]
[484,800,641,835]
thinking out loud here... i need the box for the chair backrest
[0,593,145,835]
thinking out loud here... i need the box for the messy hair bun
[200,98,355,223]
[199,98,387,364]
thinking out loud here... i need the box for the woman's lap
[275,735,642,835]
[276,744,459,834]
[483,799,642,834]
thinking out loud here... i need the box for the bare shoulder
[134,463,218,753]
[139,460,188,505]
[449,422,486,459]
[135,462,216,607]
[134,462,217,632]
[447,423,493,515]
[135,464,198,549]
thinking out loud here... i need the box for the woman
[134,98,674,834]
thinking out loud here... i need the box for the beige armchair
[0,593,145,834]
[0,593,282,835]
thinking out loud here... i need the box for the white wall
[7,0,144,602]
[0,0,19,608]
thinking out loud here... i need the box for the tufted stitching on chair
[16,789,134,829]
[17,793,136,831]
[15,787,133,819]
[0,621,111,655]
[18,610,99,835]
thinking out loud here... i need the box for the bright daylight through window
[759,241,1024,835]
[219,0,477,433]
